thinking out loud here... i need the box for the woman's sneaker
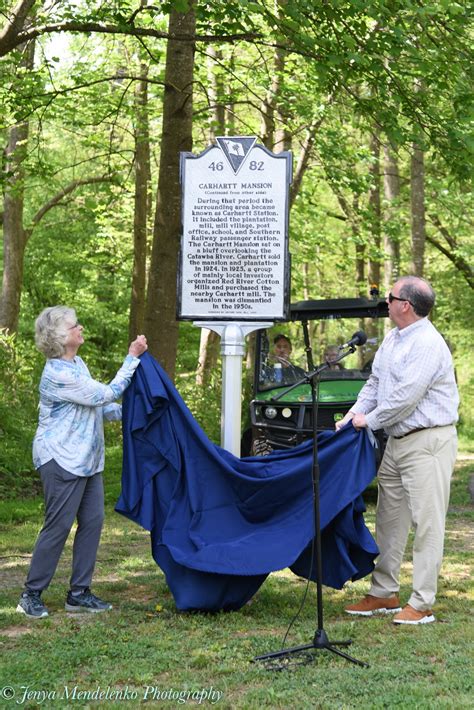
[65,588,112,613]
[16,590,49,619]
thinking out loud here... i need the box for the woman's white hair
[35,306,76,359]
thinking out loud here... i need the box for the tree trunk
[0,0,36,56]
[260,0,288,151]
[196,329,220,386]
[368,131,381,290]
[355,244,365,293]
[383,141,400,293]
[0,125,29,332]
[353,196,365,296]
[352,196,365,367]
[366,130,383,347]
[410,141,425,276]
[259,59,279,149]
[207,46,225,141]
[144,4,196,377]
[302,262,310,300]
[225,50,236,134]
[195,46,225,386]
[129,60,151,342]
[0,39,34,333]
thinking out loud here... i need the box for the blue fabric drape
[116,353,378,611]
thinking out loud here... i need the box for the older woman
[17,306,147,619]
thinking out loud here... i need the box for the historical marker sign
[177,137,292,321]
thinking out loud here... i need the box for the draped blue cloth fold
[116,352,378,611]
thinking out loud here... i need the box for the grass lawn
[0,447,472,709]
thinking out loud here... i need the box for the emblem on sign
[215,136,257,174]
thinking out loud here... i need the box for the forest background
[0,0,473,489]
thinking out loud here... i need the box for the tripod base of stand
[254,629,369,669]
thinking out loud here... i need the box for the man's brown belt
[393,427,427,440]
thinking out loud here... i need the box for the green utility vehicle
[245,296,388,456]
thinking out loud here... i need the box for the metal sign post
[178,136,292,455]
[193,321,273,456]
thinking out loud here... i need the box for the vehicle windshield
[257,319,384,392]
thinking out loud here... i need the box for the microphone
[339,331,367,349]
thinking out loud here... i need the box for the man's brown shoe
[392,604,435,625]
[345,594,401,616]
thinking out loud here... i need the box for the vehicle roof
[290,297,388,321]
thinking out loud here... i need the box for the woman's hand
[129,335,148,357]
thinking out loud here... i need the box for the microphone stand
[254,336,369,669]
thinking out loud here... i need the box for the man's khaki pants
[369,425,457,611]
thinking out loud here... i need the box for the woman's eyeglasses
[68,322,80,329]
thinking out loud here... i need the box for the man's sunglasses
[388,293,414,307]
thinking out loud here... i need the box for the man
[272,334,295,367]
[336,276,458,625]
[268,334,305,383]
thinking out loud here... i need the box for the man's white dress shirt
[351,318,458,436]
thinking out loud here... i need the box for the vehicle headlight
[281,407,292,419]
[264,406,278,419]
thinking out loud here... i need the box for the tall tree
[259,0,289,151]
[410,141,426,276]
[366,129,383,346]
[195,45,223,388]
[144,2,196,377]
[0,37,34,331]
[367,130,382,291]
[129,57,151,342]
[383,141,401,292]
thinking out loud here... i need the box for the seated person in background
[264,334,306,384]
[253,335,306,456]
[324,345,345,370]
[272,334,295,367]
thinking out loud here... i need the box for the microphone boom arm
[271,345,356,402]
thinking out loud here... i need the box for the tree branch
[326,210,347,222]
[25,175,112,237]
[20,74,167,102]
[0,19,261,57]
[0,0,36,55]
[425,226,473,290]
[428,212,458,251]
[290,93,336,207]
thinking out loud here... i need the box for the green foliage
[0,0,473,479]
[0,330,43,492]
[176,367,222,444]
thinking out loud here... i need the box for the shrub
[0,329,43,496]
